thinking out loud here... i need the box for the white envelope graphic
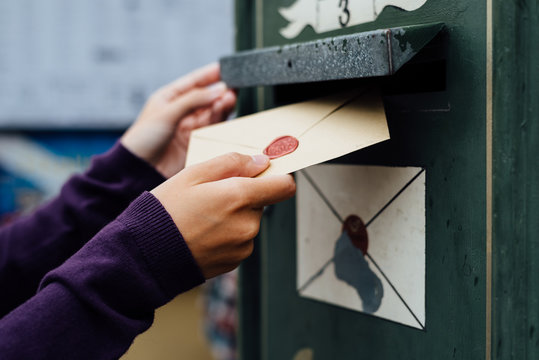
[279,0,429,39]
[296,164,426,329]
[186,91,390,176]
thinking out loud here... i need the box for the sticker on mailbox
[279,0,428,39]
[296,164,426,329]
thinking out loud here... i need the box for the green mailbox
[223,1,539,359]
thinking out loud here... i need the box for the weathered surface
[492,0,539,358]
[221,24,443,87]
[235,0,500,359]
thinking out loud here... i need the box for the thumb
[183,152,270,184]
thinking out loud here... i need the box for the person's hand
[121,63,236,178]
[151,153,296,279]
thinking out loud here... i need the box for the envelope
[186,90,390,176]
[296,164,426,329]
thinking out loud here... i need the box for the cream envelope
[296,164,426,329]
[185,90,389,176]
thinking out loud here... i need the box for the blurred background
[0,1,236,359]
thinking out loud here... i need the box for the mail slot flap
[220,23,444,88]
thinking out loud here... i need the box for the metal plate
[220,23,443,87]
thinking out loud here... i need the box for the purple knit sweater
[0,143,205,359]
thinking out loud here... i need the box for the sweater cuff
[87,141,165,196]
[118,192,205,298]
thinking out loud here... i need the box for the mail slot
[224,1,538,359]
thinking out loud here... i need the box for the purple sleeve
[0,142,165,316]
[0,192,205,359]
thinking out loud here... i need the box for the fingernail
[209,82,227,99]
[252,154,269,166]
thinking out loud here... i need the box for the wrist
[118,192,206,297]
[102,141,166,192]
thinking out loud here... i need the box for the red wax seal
[263,136,299,159]
[343,215,369,255]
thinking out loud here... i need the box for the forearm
[0,192,204,359]
[0,143,165,316]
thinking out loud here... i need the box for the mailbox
[223,1,539,359]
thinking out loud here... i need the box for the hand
[121,63,237,178]
[151,153,296,279]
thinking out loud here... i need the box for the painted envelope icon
[296,164,426,329]
[279,0,428,39]
[186,90,390,176]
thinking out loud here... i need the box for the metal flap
[220,23,444,88]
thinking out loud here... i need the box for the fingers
[209,100,224,125]
[177,89,236,131]
[183,153,270,184]
[178,108,212,134]
[237,175,297,208]
[208,90,236,125]
[216,90,237,119]
[166,82,228,121]
[164,63,221,98]
[218,90,237,111]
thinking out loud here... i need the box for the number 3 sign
[279,0,428,39]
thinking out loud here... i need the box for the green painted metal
[234,3,262,360]
[230,0,539,358]
[492,0,539,358]
[233,1,258,117]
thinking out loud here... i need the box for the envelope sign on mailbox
[297,164,426,330]
[186,90,390,176]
